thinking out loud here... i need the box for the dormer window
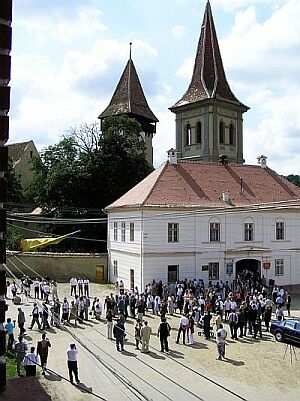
[229,123,235,145]
[185,124,192,146]
[196,122,202,144]
[219,121,224,144]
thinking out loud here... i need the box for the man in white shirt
[78,278,83,297]
[67,344,79,384]
[216,324,227,360]
[176,314,189,345]
[224,298,231,321]
[70,278,78,297]
[83,279,90,297]
[23,346,38,377]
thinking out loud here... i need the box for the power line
[7,255,248,401]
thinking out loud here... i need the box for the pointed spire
[98,50,158,123]
[170,1,248,110]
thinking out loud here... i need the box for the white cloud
[171,25,186,38]
[10,37,159,150]
[213,0,284,12]
[16,7,106,45]
[175,57,193,79]
[153,111,176,167]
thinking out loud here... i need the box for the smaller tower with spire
[169,1,249,164]
[98,43,158,165]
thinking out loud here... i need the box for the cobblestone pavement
[5,283,300,401]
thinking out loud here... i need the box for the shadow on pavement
[223,357,245,366]
[146,351,166,360]
[74,382,93,394]
[121,350,137,357]
[44,371,62,381]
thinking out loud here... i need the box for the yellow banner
[20,234,69,251]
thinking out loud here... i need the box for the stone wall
[7,252,108,282]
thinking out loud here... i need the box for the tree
[285,174,300,187]
[6,158,23,206]
[26,116,154,252]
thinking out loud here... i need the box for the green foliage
[6,225,24,251]
[26,116,154,252]
[285,174,300,187]
[6,158,23,206]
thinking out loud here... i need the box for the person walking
[67,344,80,384]
[70,277,77,297]
[41,303,50,330]
[5,318,15,351]
[203,311,212,340]
[83,278,90,297]
[113,319,125,352]
[23,346,38,377]
[158,317,171,352]
[134,319,142,350]
[286,291,291,317]
[106,309,113,339]
[62,298,69,324]
[228,310,238,340]
[37,333,51,375]
[263,306,272,331]
[15,335,27,376]
[29,303,41,330]
[187,314,195,345]
[17,307,26,336]
[216,324,227,360]
[176,314,189,344]
[141,321,152,353]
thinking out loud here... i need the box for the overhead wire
[8,255,248,401]
[6,260,153,401]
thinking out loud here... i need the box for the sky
[9,0,300,175]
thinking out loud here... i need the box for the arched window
[185,124,191,146]
[196,122,202,144]
[229,123,235,145]
[219,121,224,144]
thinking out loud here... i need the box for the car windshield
[284,321,296,329]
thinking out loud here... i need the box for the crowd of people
[4,271,294,379]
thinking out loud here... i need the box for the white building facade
[107,203,300,292]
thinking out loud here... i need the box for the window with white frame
[113,222,118,241]
[130,222,135,242]
[276,221,285,240]
[275,259,284,276]
[244,222,254,241]
[210,222,220,242]
[121,222,126,242]
[209,262,219,280]
[168,223,179,243]
[113,260,118,276]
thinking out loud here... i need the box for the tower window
[219,121,225,144]
[196,122,202,144]
[185,124,191,146]
[229,123,235,145]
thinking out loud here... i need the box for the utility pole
[0,0,12,391]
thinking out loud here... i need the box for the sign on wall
[263,262,271,270]
[202,265,208,272]
[226,263,233,275]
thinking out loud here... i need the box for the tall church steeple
[99,43,158,165]
[169,1,249,164]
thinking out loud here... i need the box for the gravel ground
[5,283,300,401]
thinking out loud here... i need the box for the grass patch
[5,351,18,379]
[5,351,41,380]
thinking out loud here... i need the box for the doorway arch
[236,259,261,282]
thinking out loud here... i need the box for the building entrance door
[235,259,261,288]
[168,265,178,284]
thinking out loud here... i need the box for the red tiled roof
[170,1,248,111]
[106,160,300,210]
[99,58,158,123]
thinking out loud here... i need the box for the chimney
[257,155,267,168]
[221,192,230,203]
[167,148,178,164]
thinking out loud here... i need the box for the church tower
[169,1,249,164]
[98,44,158,165]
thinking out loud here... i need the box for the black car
[270,319,300,346]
